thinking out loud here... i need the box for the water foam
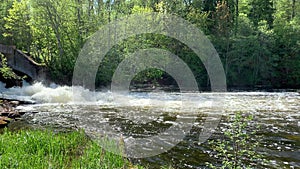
[0,82,183,107]
[0,82,98,103]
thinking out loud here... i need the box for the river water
[1,82,299,168]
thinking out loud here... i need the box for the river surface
[1,82,299,168]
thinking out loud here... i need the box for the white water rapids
[1,82,298,112]
[0,82,299,168]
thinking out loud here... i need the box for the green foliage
[272,2,300,88]
[206,112,268,168]
[0,128,140,169]
[0,0,299,89]
[0,0,13,43]
[0,53,22,80]
[3,0,31,52]
[248,0,275,28]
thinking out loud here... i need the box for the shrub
[206,112,268,168]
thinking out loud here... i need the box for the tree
[202,0,218,13]
[0,0,298,89]
[274,0,300,21]
[212,1,233,76]
[0,52,21,80]
[3,0,31,52]
[29,0,82,83]
[0,0,13,44]
[248,0,275,28]
[292,0,296,18]
[234,0,239,35]
[206,112,269,168]
[272,1,300,88]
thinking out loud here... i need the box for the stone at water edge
[0,111,21,118]
[0,112,9,116]
[19,111,26,115]
[8,111,21,118]
[0,120,7,126]
[0,116,12,122]
[0,99,22,118]
[10,101,20,106]
[0,116,12,127]
[0,118,8,127]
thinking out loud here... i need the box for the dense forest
[0,0,299,89]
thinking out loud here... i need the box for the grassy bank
[0,129,142,169]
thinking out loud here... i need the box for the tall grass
[0,129,141,169]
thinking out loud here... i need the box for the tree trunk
[97,0,102,16]
[88,0,93,18]
[292,0,296,19]
[44,3,64,66]
[235,0,238,36]
[77,0,83,46]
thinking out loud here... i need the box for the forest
[0,0,299,89]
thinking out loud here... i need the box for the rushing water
[1,82,299,168]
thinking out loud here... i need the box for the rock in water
[0,99,25,128]
[8,111,21,118]
[0,116,11,122]
[10,101,20,107]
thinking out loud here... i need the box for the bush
[0,52,22,80]
[206,112,268,168]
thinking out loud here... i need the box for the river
[1,82,299,168]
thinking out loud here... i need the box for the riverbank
[0,99,144,169]
[0,128,142,169]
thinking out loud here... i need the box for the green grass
[0,129,142,169]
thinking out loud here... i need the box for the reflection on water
[1,83,299,168]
